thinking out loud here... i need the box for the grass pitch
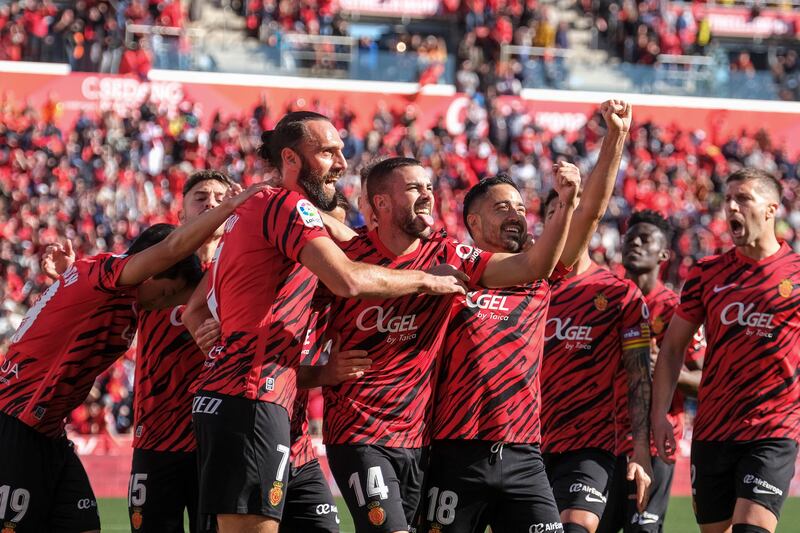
[99,496,800,532]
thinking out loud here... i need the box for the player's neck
[626,269,659,296]
[196,237,221,264]
[565,253,592,278]
[376,224,420,257]
[737,235,781,262]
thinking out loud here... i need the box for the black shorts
[280,459,340,533]
[597,454,674,533]
[193,391,291,523]
[691,438,798,524]
[420,440,562,533]
[0,412,100,532]
[129,448,203,533]
[327,444,425,533]
[544,448,616,519]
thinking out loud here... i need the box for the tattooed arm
[622,341,653,512]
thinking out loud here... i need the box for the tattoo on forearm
[624,345,652,445]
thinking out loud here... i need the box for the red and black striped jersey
[677,242,800,442]
[133,262,211,452]
[195,188,328,415]
[614,281,705,456]
[541,263,649,454]
[432,264,569,443]
[0,254,136,437]
[132,305,204,452]
[319,230,492,448]
[290,390,315,468]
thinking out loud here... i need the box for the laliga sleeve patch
[297,199,324,228]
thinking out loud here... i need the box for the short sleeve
[262,191,329,262]
[549,261,572,282]
[90,254,135,293]
[620,283,651,352]
[445,240,494,290]
[676,264,705,325]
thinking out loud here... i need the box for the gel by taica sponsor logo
[720,302,775,329]
[465,292,510,311]
[356,306,419,334]
[544,317,593,342]
[743,474,783,496]
[192,396,222,415]
[529,523,563,533]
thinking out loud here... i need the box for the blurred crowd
[1,90,799,434]
[0,0,184,75]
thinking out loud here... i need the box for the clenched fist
[600,99,633,134]
[553,161,581,208]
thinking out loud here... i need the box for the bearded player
[183,112,468,533]
[652,168,800,533]
[599,210,704,533]
[540,192,653,533]
[422,99,633,533]
[302,154,580,533]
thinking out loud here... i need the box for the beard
[298,158,339,211]
[394,209,433,239]
[496,220,526,253]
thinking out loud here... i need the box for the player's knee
[561,509,599,533]
[563,524,591,533]
[731,525,771,533]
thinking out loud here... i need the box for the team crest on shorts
[594,294,608,311]
[2,522,16,533]
[652,315,664,335]
[131,508,143,530]
[779,279,793,298]
[367,501,386,526]
[269,481,284,507]
[428,523,443,533]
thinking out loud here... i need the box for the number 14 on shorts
[348,466,389,506]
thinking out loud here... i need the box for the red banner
[2,68,798,158]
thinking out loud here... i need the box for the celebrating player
[540,195,653,533]
[39,170,236,533]
[422,99,633,533]
[305,154,580,533]
[0,182,265,532]
[599,210,704,533]
[652,168,800,533]
[183,111,468,533]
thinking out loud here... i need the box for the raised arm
[299,237,468,299]
[479,162,579,288]
[117,183,268,287]
[651,315,701,462]
[559,100,631,268]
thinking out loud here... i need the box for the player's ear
[658,247,670,263]
[465,212,480,236]
[373,194,389,212]
[282,147,301,173]
[765,200,779,221]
